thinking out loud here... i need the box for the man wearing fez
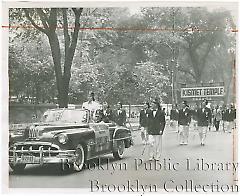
[197,100,212,146]
[139,102,151,144]
[191,103,199,132]
[170,104,179,133]
[178,100,191,145]
[221,104,227,132]
[114,102,127,126]
[147,99,166,160]
[225,103,236,133]
[82,92,101,121]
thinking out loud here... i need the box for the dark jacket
[139,109,151,128]
[114,109,126,126]
[197,107,212,127]
[99,108,113,123]
[170,109,179,121]
[225,109,236,122]
[148,109,166,135]
[222,109,227,121]
[178,107,191,125]
[191,109,198,121]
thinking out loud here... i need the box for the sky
[128,3,238,24]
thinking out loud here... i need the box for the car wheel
[113,140,125,160]
[9,163,26,173]
[73,145,85,172]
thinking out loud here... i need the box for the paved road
[9,126,237,192]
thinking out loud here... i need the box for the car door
[91,123,111,156]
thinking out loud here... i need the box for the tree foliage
[9,7,236,105]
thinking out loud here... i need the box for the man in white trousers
[178,101,191,145]
[197,100,212,146]
[170,104,179,133]
[147,100,166,160]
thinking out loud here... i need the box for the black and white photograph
[1,0,239,194]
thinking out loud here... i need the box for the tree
[9,7,236,105]
[178,8,232,83]
[21,8,83,107]
[9,36,56,103]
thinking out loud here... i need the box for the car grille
[28,126,40,139]
[9,143,60,157]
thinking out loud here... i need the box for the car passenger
[98,102,114,123]
[114,102,126,126]
[82,92,101,121]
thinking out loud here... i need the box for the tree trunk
[195,71,202,84]
[35,81,40,104]
[24,8,83,108]
[47,32,68,108]
[188,50,202,84]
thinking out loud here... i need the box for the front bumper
[9,146,76,165]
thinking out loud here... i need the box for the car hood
[33,122,89,131]
[25,123,92,140]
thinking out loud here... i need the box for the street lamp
[170,58,176,105]
[166,61,174,105]
[171,70,174,104]
[227,47,236,104]
[169,8,176,106]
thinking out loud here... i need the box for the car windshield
[41,109,88,123]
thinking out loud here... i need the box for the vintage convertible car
[9,108,133,173]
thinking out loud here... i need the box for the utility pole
[171,7,178,105]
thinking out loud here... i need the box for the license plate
[20,155,40,163]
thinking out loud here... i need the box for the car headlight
[58,134,68,144]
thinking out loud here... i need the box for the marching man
[197,100,212,146]
[178,100,191,145]
[147,100,166,160]
[170,104,179,133]
[225,104,236,133]
[139,102,151,145]
[191,103,199,132]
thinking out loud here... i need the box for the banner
[181,86,225,98]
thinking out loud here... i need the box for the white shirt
[82,101,102,121]
[206,103,211,109]
[82,101,101,112]
[153,110,157,117]
[103,110,107,116]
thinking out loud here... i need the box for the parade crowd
[82,92,236,161]
[170,100,236,141]
[139,99,236,160]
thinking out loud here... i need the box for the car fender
[53,128,94,150]
[112,127,132,150]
